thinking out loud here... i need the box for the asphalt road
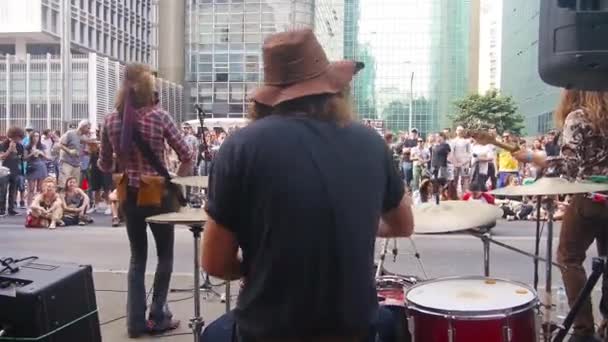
[1,212,594,291]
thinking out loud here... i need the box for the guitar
[464,129,520,152]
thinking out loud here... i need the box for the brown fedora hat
[250,28,363,107]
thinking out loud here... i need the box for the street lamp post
[61,0,72,129]
[409,71,414,131]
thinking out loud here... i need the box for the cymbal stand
[376,238,390,278]
[534,195,542,291]
[188,224,205,342]
[554,257,606,342]
[481,230,491,277]
[542,197,557,342]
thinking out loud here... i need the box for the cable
[0,256,38,274]
[100,315,126,326]
[151,332,193,338]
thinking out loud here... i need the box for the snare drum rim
[405,276,538,320]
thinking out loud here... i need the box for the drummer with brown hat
[200,28,414,342]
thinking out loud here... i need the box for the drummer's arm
[201,218,242,281]
[201,138,242,280]
[378,194,414,238]
[511,149,548,168]
[377,146,414,238]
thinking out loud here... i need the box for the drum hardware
[553,257,607,342]
[147,209,211,342]
[471,228,565,278]
[376,238,390,278]
[490,176,608,341]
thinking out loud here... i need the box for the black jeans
[201,307,399,342]
[0,174,19,212]
[122,187,175,334]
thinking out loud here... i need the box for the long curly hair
[115,63,156,112]
[554,89,608,135]
[247,87,355,125]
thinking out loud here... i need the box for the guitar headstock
[464,129,498,145]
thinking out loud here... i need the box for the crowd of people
[0,122,121,228]
[0,118,236,229]
[382,125,566,220]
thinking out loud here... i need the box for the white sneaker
[104,207,112,215]
[220,293,226,303]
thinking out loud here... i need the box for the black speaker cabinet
[0,260,101,342]
[539,0,608,90]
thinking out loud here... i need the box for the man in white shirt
[471,140,495,188]
[449,126,471,194]
[410,137,430,190]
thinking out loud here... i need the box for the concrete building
[501,0,560,134]
[0,53,183,133]
[0,0,158,66]
[0,0,185,132]
[478,0,502,93]
[184,0,345,121]
[158,0,185,83]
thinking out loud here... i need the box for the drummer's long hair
[555,89,608,135]
[248,86,355,125]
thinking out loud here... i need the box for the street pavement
[1,212,604,341]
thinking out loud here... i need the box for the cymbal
[413,201,503,234]
[489,177,608,196]
[171,176,209,188]
[146,208,208,225]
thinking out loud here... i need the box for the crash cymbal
[489,177,608,197]
[171,176,209,188]
[146,208,208,225]
[413,201,503,234]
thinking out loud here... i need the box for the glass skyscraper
[348,0,473,135]
[501,0,559,135]
[185,0,344,120]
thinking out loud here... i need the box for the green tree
[449,90,525,135]
[383,100,408,132]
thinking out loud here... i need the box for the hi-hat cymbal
[490,177,608,197]
[146,208,208,225]
[413,201,503,234]
[171,176,209,188]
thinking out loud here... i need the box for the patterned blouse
[555,109,608,180]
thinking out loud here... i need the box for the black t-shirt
[206,115,404,339]
[0,140,24,176]
[431,142,451,168]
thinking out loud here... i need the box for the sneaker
[8,209,18,216]
[19,201,25,209]
[104,207,112,215]
[111,217,120,227]
[0,210,5,216]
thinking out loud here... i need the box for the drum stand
[188,224,205,342]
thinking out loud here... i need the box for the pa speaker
[539,0,608,90]
[0,260,101,342]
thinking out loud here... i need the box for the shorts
[89,170,113,192]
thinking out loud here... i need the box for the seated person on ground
[28,177,63,229]
[462,182,495,204]
[62,176,92,226]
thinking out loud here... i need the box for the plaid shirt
[98,105,194,187]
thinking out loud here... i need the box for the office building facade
[350,0,473,135]
[478,0,502,93]
[0,0,158,66]
[0,53,183,133]
[185,0,344,120]
[501,0,559,135]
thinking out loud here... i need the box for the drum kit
[143,172,608,342]
[375,175,608,342]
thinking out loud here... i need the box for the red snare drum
[406,277,538,342]
[376,275,419,342]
